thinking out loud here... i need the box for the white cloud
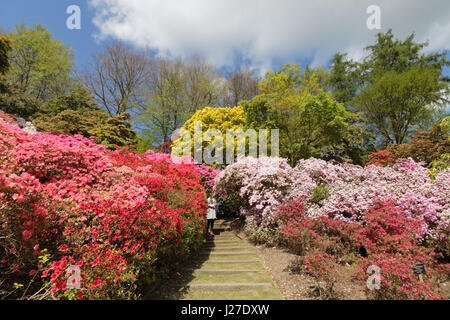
[89,0,450,71]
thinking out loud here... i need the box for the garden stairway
[178,220,283,300]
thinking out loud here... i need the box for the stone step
[191,269,264,275]
[200,252,254,256]
[212,237,241,241]
[203,244,245,248]
[206,239,242,243]
[191,262,264,270]
[187,283,273,291]
[203,259,260,264]
[201,246,253,251]
[212,227,232,231]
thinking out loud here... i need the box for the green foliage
[46,86,102,115]
[32,88,138,150]
[387,118,450,166]
[34,109,108,136]
[88,112,138,150]
[353,66,446,145]
[311,185,330,206]
[0,76,42,119]
[7,24,74,100]
[243,64,355,165]
[136,133,156,154]
[428,153,450,180]
[293,93,351,161]
[0,35,12,75]
[216,193,241,217]
[33,87,109,136]
[362,29,448,77]
[327,53,361,105]
[328,30,449,147]
[441,116,450,141]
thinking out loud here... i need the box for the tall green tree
[327,53,361,105]
[7,24,75,100]
[242,63,357,165]
[352,30,449,145]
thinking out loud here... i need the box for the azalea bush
[277,199,449,300]
[213,156,302,243]
[0,120,211,299]
[213,155,449,299]
[352,201,448,300]
[214,156,449,248]
[365,150,397,167]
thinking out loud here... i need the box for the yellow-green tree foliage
[172,106,248,163]
[441,116,449,142]
[0,35,12,75]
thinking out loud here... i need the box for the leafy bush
[277,199,448,300]
[387,119,450,166]
[311,185,329,206]
[172,105,248,163]
[365,150,396,167]
[428,153,450,180]
[353,201,448,300]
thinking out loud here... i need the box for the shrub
[428,153,450,180]
[311,185,329,206]
[213,156,449,250]
[0,120,208,299]
[276,199,448,300]
[353,201,448,300]
[365,150,396,167]
[387,119,450,166]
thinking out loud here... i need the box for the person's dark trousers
[206,219,215,234]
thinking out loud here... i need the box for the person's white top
[206,197,217,220]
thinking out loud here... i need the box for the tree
[353,66,446,145]
[32,87,108,136]
[362,29,448,78]
[388,118,450,166]
[350,30,449,145]
[301,65,330,96]
[222,66,259,107]
[0,35,11,75]
[183,56,223,111]
[137,56,223,144]
[172,105,247,164]
[88,113,138,150]
[0,76,42,119]
[6,24,74,100]
[327,53,361,105]
[242,63,356,165]
[31,87,137,150]
[82,43,150,116]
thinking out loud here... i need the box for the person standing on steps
[206,196,218,238]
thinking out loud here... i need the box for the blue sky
[0,0,103,69]
[1,0,449,77]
